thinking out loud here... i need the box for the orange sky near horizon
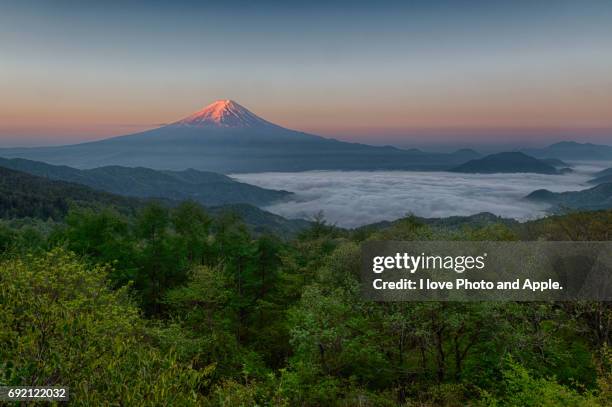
[1,86,611,146]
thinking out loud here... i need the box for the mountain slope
[522,141,612,161]
[0,157,291,206]
[541,158,570,168]
[0,164,308,237]
[588,174,612,186]
[594,168,612,178]
[207,204,310,238]
[525,183,612,211]
[355,212,518,232]
[450,152,560,174]
[171,99,282,129]
[0,166,143,219]
[586,168,612,185]
[0,100,477,173]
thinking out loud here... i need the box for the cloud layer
[233,163,609,228]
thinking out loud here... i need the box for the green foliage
[1,204,611,405]
[0,248,210,405]
[480,357,599,406]
[0,222,16,254]
[161,265,242,376]
[60,208,138,286]
[0,220,50,260]
[172,200,212,264]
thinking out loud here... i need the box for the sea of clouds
[232,162,609,228]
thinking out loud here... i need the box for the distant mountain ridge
[354,212,519,233]
[0,157,291,207]
[525,183,612,211]
[540,158,570,168]
[0,100,479,173]
[588,175,612,186]
[450,152,562,174]
[594,168,612,178]
[588,167,612,186]
[522,141,612,161]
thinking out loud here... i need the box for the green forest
[1,197,611,406]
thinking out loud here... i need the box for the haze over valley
[233,163,610,227]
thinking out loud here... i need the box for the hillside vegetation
[0,157,291,206]
[1,188,611,405]
[0,165,307,238]
[0,165,143,219]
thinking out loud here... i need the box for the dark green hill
[0,166,143,219]
[0,165,308,237]
[525,183,612,211]
[450,152,560,174]
[0,157,291,206]
[355,212,518,233]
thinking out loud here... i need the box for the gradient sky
[1,0,611,149]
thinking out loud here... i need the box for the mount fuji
[0,100,478,173]
[171,99,282,129]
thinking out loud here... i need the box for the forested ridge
[0,165,307,238]
[0,165,144,219]
[0,157,292,206]
[1,194,611,405]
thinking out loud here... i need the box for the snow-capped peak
[171,100,277,129]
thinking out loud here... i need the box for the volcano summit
[172,100,281,129]
[0,100,476,173]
